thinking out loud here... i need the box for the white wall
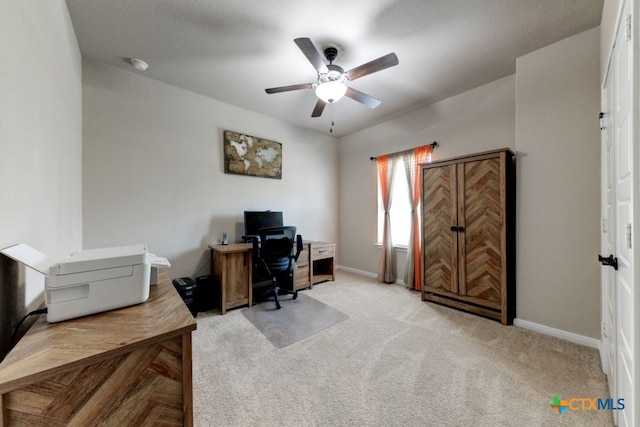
[338,75,516,277]
[0,0,82,357]
[515,27,601,338]
[82,59,338,279]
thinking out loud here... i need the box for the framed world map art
[223,130,282,179]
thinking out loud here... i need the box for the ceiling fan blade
[294,38,329,74]
[345,87,381,109]
[311,99,326,117]
[346,52,399,81]
[265,83,314,94]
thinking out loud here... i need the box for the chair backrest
[258,226,297,274]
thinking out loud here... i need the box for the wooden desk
[0,271,197,426]
[208,241,336,314]
[209,243,253,315]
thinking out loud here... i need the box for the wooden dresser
[0,271,197,426]
[421,149,515,324]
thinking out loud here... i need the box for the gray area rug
[242,292,348,348]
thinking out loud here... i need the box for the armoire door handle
[458,226,465,232]
[450,226,458,232]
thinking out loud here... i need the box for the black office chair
[252,226,303,309]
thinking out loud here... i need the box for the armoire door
[422,164,458,295]
[457,157,504,311]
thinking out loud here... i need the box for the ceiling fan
[265,38,399,118]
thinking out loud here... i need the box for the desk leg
[247,251,253,309]
[220,255,227,315]
[182,333,194,427]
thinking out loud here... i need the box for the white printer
[0,244,170,322]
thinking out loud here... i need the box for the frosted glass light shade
[315,81,347,103]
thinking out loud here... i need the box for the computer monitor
[243,211,283,241]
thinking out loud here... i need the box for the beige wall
[515,27,601,338]
[338,27,601,339]
[82,59,338,279]
[0,0,82,357]
[338,75,516,278]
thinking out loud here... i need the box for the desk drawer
[312,245,334,260]
[294,262,310,289]
[297,246,309,263]
[294,264,310,279]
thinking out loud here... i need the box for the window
[377,157,415,248]
[376,147,432,248]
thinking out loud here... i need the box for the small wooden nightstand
[310,242,336,285]
[209,243,253,314]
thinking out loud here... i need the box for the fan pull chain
[329,104,335,134]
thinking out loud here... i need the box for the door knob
[598,254,618,270]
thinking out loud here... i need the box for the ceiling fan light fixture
[315,81,347,103]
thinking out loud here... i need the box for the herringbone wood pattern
[460,159,502,305]
[2,336,184,426]
[422,164,457,294]
[421,149,513,324]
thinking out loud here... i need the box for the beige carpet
[193,271,613,426]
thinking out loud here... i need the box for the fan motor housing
[323,46,338,62]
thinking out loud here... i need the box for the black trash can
[172,277,198,317]
[196,275,220,312]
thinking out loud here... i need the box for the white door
[601,1,636,426]
[613,2,634,422]
[601,2,635,425]
[601,54,617,425]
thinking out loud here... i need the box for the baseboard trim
[513,318,601,350]
[336,265,405,284]
[336,265,376,279]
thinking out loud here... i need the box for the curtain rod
[370,141,438,161]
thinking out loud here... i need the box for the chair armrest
[293,235,303,261]
[252,238,260,262]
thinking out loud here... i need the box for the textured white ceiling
[65,0,603,137]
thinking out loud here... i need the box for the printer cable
[9,308,47,351]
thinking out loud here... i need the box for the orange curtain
[403,145,432,290]
[377,154,397,283]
